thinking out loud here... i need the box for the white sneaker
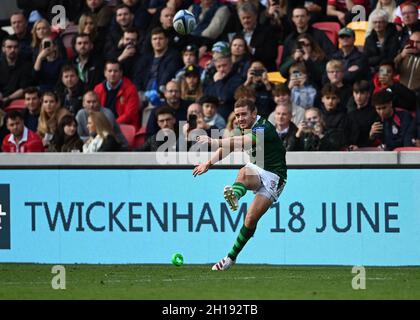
[211,256,235,271]
[224,186,238,211]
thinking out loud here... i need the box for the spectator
[0,109,9,144]
[295,107,346,151]
[94,60,141,129]
[273,104,299,151]
[288,62,317,111]
[10,12,32,62]
[369,89,415,150]
[55,64,85,115]
[78,12,106,57]
[82,0,114,30]
[265,0,289,33]
[286,0,327,24]
[203,55,244,120]
[373,60,417,111]
[367,0,397,35]
[234,1,279,71]
[282,7,336,62]
[133,27,182,97]
[72,33,104,91]
[0,35,34,109]
[280,33,328,88]
[398,1,420,45]
[229,34,252,80]
[327,0,371,26]
[188,0,231,40]
[198,95,226,130]
[83,111,123,152]
[146,80,189,136]
[332,27,371,85]
[118,0,152,32]
[22,87,42,132]
[33,37,66,93]
[347,80,378,148]
[394,30,420,94]
[1,110,44,153]
[104,5,135,56]
[223,111,241,138]
[136,106,179,151]
[201,41,231,89]
[30,19,66,62]
[47,114,84,152]
[180,65,204,104]
[76,91,128,149]
[37,91,71,148]
[243,60,275,119]
[269,84,305,126]
[234,84,257,102]
[175,45,202,81]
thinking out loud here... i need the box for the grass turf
[0,264,419,299]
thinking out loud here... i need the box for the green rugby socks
[232,182,247,200]
[228,225,256,261]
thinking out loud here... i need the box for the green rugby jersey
[241,116,287,181]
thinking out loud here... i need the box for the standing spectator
[273,104,299,151]
[369,89,415,150]
[10,12,32,62]
[72,33,104,91]
[198,95,226,130]
[203,55,244,120]
[47,114,84,152]
[332,28,371,85]
[94,60,141,129]
[394,30,420,94]
[0,35,34,109]
[364,9,401,72]
[83,111,122,152]
[287,62,317,111]
[2,110,44,153]
[76,91,128,149]
[22,87,42,132]
[55,64,85,115]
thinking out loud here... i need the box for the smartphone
[44,40,51,49]
[253,69,264,77]
[291,70,302,80]
[188,114,197,130]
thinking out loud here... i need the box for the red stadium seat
[312,22,341,46]
[276,45,284,69]
[134,127,147,149]
[4,99,26,112]
[119,124,136,149]
[393,147,420,152]
[60,24,78,60]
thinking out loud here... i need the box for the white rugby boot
[211,256,235,271]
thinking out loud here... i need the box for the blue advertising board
[0,169,419,265]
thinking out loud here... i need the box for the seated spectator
[55,64,85,115]
[273,104,299,151]
[22,87,42,132]
[369,89,415,150]
[282,6,336,62]
[120,0,152,32]
[285,0,327,24]
[37,92,71,148]
[201,41,231,89]
[203,55,244,120]
[364,9,401,72]
[243,61,275,119]
[47,114,84,152]
[83,111,122,152]
[295,107,346,151]
[288,62,317,111]
[72,33,104,91]
[136,106,179,152]
[2,110,44,153]
[81,0,114,30]
[76,91,128,149]
[146,80,189,136]
[327,0,371,26]
[133,27,182,98]
[0,35,34,109]
[280,33,328,89]
[223,111,241,138]
[180,65,204,104]
[175,45,203,81]
[188,0,231,40]
[33,37,66,93]
[397,1,420,45]
[367,0,397,35]
[10,12,32,62]
[198,95,226,130]
[320,83,352,146]
[394,30,420,94]
[78,13,106,58]
[264,0,289,34]
[94,60,141,129]
[234,84,257,103]
[269,84,305,126]
[373,61,417,111]
[332,28,371,85]
[30,19,66,62]
[347,80,378,148]
[229,34,252,80]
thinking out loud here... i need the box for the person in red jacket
[2,110,44,153]
[94,60,141,129]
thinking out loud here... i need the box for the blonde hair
[304,107,326,128]
[326,60,344,72]
[78,13,98,39]
[31,19,51,49]
[37,92,69,138]
[87,111,115,139]
[180,76,203,101]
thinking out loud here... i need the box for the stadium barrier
[0,152,419,266]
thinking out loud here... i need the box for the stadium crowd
[0,0,419,153]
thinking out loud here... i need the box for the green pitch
[1,264,419,299]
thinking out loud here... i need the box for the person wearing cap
[369,89,415,150]
[331,27,370,85]
[198,95,226,130]
[200,41,231,88]
[175,45,203,81]
[180,65,204,104]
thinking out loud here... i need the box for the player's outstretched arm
[192,146,225,177]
